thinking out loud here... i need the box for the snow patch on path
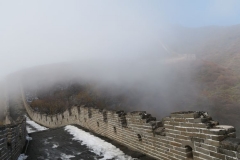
[52,144,59,148]
[26,126,35,133]
[25,116,48,133]
[65,125,133,160]
[17,154,28,160]
[60,153,75,160]
[26,135,33,141]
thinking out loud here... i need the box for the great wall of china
[21,90,240,160]
[1,89,240,160]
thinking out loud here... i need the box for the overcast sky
[1,0,240,78]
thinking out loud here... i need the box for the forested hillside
[192,60,240,129]
[28,83,126,114]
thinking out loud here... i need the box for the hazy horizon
[1,0,240,78]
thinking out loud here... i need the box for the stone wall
[22,93,240,160]
[0,117,27,160]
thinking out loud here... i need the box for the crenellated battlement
[163,111,239,159]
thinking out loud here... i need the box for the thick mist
[0,0,172,79]
[1,0,240,78]
[1,0,240,124]
[4,23,240,121]
[15,56,199,119]
[0,0,171,121]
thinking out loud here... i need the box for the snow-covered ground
[26,126,35,133]
[60,153,75,160]
[65,125,133,160]
[17,154,28,160]
[23,116,134,160]
[25,116,48,133]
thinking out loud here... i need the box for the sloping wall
[22,93,240,160]
[0,117,27,160]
